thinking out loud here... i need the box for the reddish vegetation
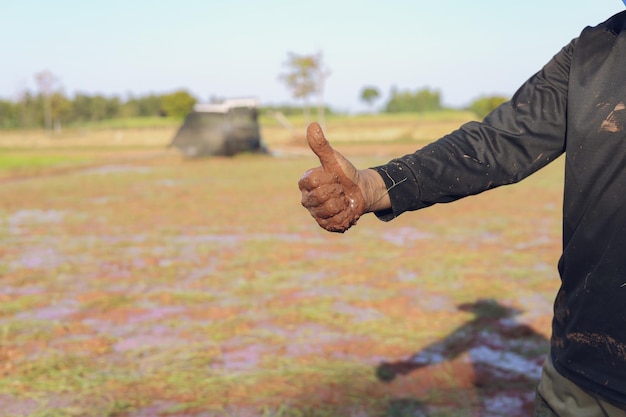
[0,144,562,416]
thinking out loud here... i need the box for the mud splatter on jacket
[373,11,626,406]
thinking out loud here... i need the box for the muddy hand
[298,122,366,233]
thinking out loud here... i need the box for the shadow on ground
[375,298,549,416]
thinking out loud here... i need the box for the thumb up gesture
[298,123,388,233]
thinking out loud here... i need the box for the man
[298,9,626,417]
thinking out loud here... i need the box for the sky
[1,0,624,113]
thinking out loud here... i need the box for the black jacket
[373,11,626,405]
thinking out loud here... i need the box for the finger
[303,192,346,218]
[316,210,356,233]
[298,168,337,192]
[310,199,345,219]
[300,182,343,208]
[306,122,336,170]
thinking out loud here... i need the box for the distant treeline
[383,87,509,118]
[0,87,509,130]
[0,89,197,130]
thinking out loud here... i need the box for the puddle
[17,300,80,321]
[395,269,420,283]
[113,332,190,353]
[179,264,218,283]
[81,319,140,338]
[0,394,40,417]
[4,209,67,234]
[333,301,385,322]
[79,165,152,175]
[14,246,66,270]
[105,321,205,353]
[5,209,66,226]
[156,179,181,187]
[216,343,268,371]
[215,323,345,371]
[515,294,553,320]
[125,402,180,417]
[127,306,186,324]
[513,235,552,250]
[482,393,534,417]
[295,283,382,300]
[381,227,433,246]
[0,285,45,296]
[468,345,543,381]
[414,291,455,312]
[89,196,116,205]
[172,233,305,246]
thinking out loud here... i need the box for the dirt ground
[0,129,562,416]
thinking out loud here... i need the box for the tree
[279,51,330,123]
[49,92,72,132]
[385,87,442,113]
[468,95,509,120]
[18,90,39,129]
[0,99,19,129]
[0,90,225,131]
[35,70,59,134]
[72,93,93,122]
[70,93,121,123]
[123,94,162,117]
[160,90,197,118]
[360,86,381,112]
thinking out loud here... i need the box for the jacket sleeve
[372,39,576,221]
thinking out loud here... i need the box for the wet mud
[0,151,561,416]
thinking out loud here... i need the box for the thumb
[306,122,337,170]
[303,122,366,232]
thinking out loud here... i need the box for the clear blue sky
[0,0,623,113]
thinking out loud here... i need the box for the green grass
[0,115,561,416]
[0,294,49,316]
[0,153,93,171]
[258,109,476,126]
[70,116,182,130]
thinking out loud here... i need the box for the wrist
[358,169,391,213]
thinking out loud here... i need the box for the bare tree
[315,54,331,128]
[35,70,58,135]
[279,51,330,125]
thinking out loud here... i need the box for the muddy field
[0,132,563,416]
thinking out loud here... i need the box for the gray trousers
[534,356,626,417]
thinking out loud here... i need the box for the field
[0,113,563,416]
